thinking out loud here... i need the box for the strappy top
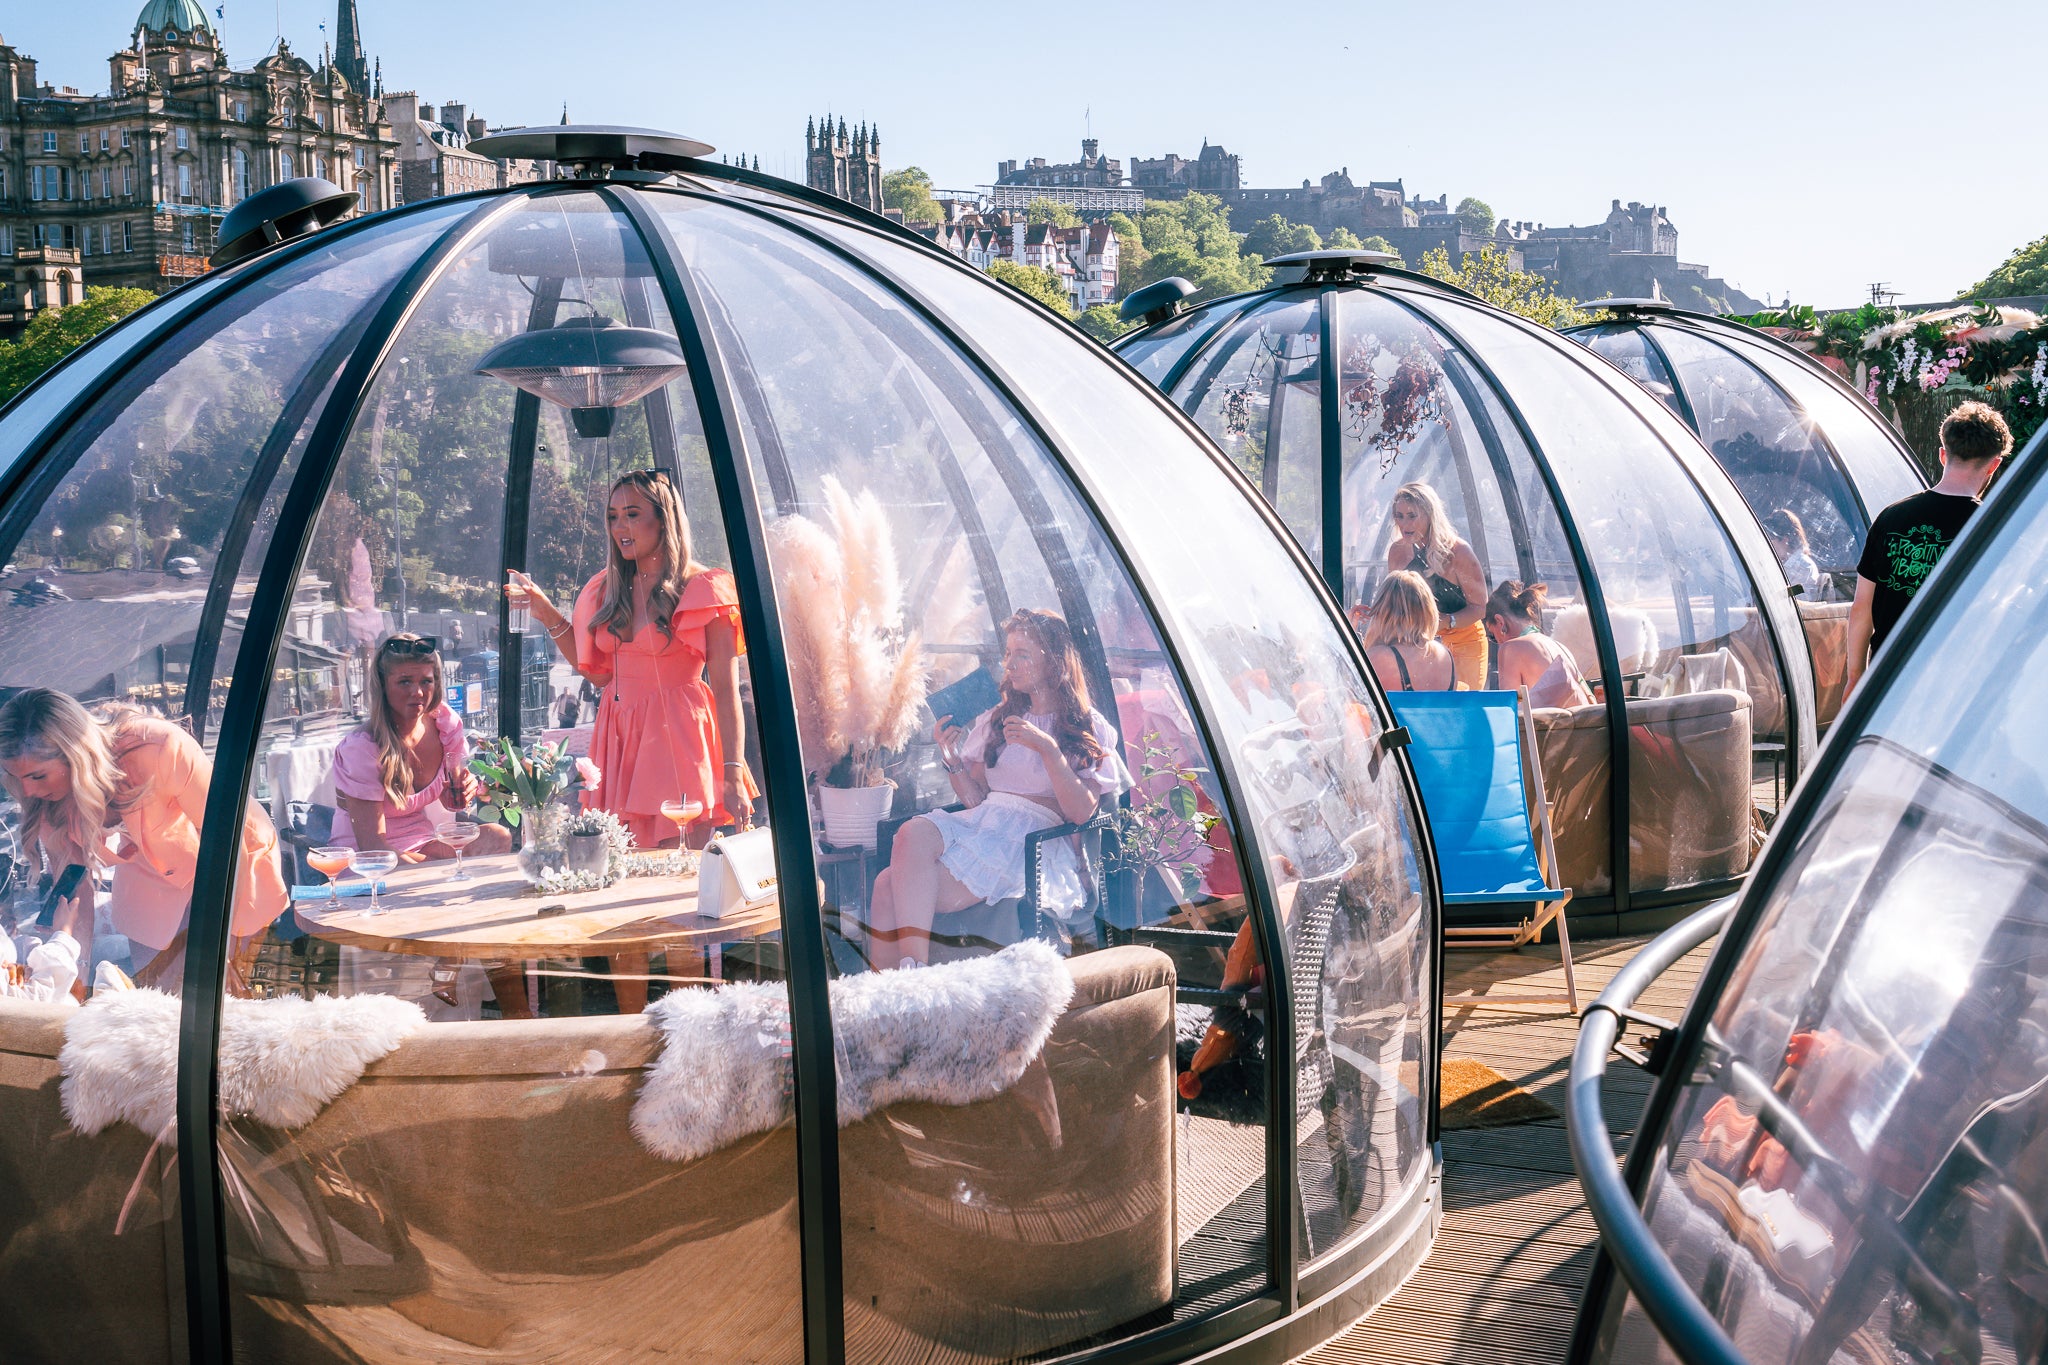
[1408,543,1467,616]
[1524,635,1594,709]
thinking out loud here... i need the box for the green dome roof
[134,0,213,36]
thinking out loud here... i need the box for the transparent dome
[1118,262,1810,925]
[1570,303,1926,729]
[0,155,1438,1365]
[1577,423,2048,1364]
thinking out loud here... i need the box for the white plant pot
[817,780,896,851]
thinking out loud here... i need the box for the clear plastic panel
[1580,326,1687,421]
[1176,294,1326,558]
[1426,297,1781,894]
[1617,501,2048,1364]
[1651,325,1862,597]
[803,216,1434,1268]
[218,194,798,1362]
[1712,329,1925,516]
[0,203,464,1365]
[661,194,1272,1353]
[1117,300,1244,387]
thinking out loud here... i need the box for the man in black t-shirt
[1847,401,2013,693]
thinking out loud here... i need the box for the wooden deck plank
[1296,934,1715,1365]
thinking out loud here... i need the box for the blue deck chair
[1386,687,1577,1013]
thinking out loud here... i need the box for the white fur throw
[59,989,424,1140]
[632,940,1075,1162]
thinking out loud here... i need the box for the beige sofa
[1798,600,1850,728]
[0,946,1177,1364]
[1531,689,1755,899]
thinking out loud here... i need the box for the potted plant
[564,811,614,877]
[772,477,928,850]
[469,738,602,883]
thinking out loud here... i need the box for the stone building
[386,94,551,205]
[1130,141,1241,196]
[1503,201,1761,312]
[1218,170,1417,239]
[991,140,1141,214]
[0,0,397,313]
[804,114,881,214]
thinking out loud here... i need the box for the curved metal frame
[1564,419,2048,1363]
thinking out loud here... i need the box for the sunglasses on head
[381,636,440,658]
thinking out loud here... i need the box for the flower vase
[816,779,896,851]
[516,798,576,885]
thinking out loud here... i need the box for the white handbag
[700,827,779,920]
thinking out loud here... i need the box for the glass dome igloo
[1569,421,2048,1365]
[1116,252,1811,926]
[0,133,1440,1365]
[1568,300,1927,727]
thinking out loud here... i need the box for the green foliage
[1240,213,1321,260]
[1119,193,1269,303]
[1454,196,1496,237]
[1967,232,2048,299]
[881,166,943,224]
[1078,304,1133,343]
[1105,210,1148,282]
[987,259,1074,317]
[1323,227,1401,261]
[1726,304,1821,331]
[469,736,587,827]
[1026,197,1082,227]
[1419,245,1590,328]
[0,286,159,404]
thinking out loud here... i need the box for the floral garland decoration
[1341,335,1448,472]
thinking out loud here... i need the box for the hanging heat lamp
[474,314,689,437]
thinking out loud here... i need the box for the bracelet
[546,620,572,640]
[724,761,746,773]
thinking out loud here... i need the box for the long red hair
[983,609,1107,773]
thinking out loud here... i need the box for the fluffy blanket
[59,989,425,1140]
[632,940,1074,1162]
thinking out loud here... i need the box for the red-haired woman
[867,609,1129,968]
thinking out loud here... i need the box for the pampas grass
[773,477,928,785]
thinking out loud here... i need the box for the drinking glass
[349,849,400,915]
[660,798,704,842]
[444,817,481,882]
[307,846,353,901]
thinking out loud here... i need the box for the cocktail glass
[308,846,354,901]
[444,817,482,882]
[659,798,704,843]
[349,849,400,915]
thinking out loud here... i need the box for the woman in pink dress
[0,689,288,994]
[508,468,756,849]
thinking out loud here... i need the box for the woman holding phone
[0,688,288,993]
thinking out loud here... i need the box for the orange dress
[572,568,757,848]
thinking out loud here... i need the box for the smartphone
[38,863,86,927]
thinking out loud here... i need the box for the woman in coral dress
[509,468,755,850]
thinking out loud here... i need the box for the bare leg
[610,952,650,1013]
[487,964,534,1019]
[874,817,982,966]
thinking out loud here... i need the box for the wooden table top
[294,853,781,960]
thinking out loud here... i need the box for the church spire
[334,0,369,90]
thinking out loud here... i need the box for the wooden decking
[1302,932,1715,1365]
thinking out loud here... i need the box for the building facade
[1131,141,1241,196]
[913,216,1119,314]
[386,93,550,205]
[804,115,880,214]
[0,0,398,325]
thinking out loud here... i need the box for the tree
[1455,196,1496,237]
[1324,227,1403,261]
[987,259,1074,318]
[1026,197,1081,227]
[1105,210,1148,286]
[1240,213,1320,261]
[1078,304,1133,343]
[0,286,159,404]
[1419,245,1590,328]
[881,166,943,225]
[1967,232,2048,299]
[1118,194,1269,304]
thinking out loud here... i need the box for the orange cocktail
[308,846,353,900]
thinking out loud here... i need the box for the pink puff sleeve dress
[329,704,469,852]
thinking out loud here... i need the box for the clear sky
[12,0,2042,307]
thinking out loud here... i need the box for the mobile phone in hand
[39,863,86,927]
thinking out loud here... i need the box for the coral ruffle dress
[572,568,756,848]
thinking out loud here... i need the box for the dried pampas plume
[825,475,902,631]
[768,514,850,773]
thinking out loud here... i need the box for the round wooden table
[293,853,780,970]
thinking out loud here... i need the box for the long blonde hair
[364,634,448,805]
[1392,481,1457,578]
[1361,571,1439,650]
[597,469,691,644]
[0,689,144,877]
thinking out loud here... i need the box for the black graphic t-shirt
[1856,490,1980,648]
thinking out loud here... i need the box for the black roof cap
[1119,276,1197,325]
[467,124,714,177]
[211,177,357,268]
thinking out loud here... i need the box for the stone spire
[334,0,369,90]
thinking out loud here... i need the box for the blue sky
[14,1,2042,306]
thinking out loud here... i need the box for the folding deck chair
[1386,687,1577,1013]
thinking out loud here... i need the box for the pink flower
[575,757,602,789]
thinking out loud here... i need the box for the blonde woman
[1385,481,1489,690]
[330,634,511,861]
[1358,572,1457,692]
[507,467,755,850]
[0,689,287,992]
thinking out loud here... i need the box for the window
[123,166,133,197]
[100,168,110,198]
[0,225,11,256]
[31,224,45,248]
[177,163,192,198]
[79,134,90,154]
[354,146,365,167]
[181,220,194,252]
[176,127,189,150]
[83,225,93,256]
[123,221,132,252]
[314,155,326,181]
[281,151,294,179]
[233,147,249,201]
[315,112,325,130]
[60,168,72,200]
[62,224,76,251]
[0,167,6,198]
[121,129,131,148]
[42,132,56,153]
[99,131,109,152]
[28,166,42,202]
[235,100,247,120]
